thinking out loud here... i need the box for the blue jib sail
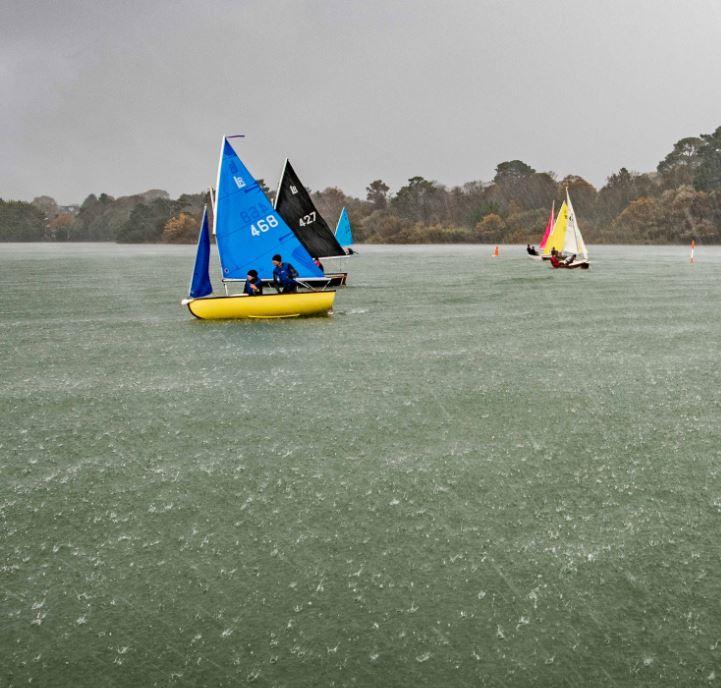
[188,206,213,298]
[335,207,353,247]
[215,138,322,280]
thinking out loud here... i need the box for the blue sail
[335,207,353,247]
[188,206,213,298]
[215,138,322,280]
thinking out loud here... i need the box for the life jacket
[274,263,298,286]
[244,277,263,295]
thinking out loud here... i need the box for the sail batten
[275,159,346,258]
[214,139,322,280]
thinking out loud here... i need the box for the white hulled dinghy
[541,189,590,269]
[181,137,335,320]
[561,191,590,269]
[274,159,350,287]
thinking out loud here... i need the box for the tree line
[2,124,721,244]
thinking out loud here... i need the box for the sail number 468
[250,215,279,236]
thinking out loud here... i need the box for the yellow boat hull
[183,291,335,320]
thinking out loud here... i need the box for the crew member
[272,254,299,293]
[244,269,263,296]
[549,248,564,269]
[527,244,539,256]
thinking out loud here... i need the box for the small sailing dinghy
[181,137,335,320]
[274,159,349,287]
[541,190,590,269]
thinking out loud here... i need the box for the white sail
[563,190,588,260]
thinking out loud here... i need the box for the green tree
[610,197,666,242]
[492,161,555,211]
[694,126,721,192]
[366,179,390,210]
[475,213,506,242]
[558,176,597,218]
[657,137,704,188]
[597,168,657,223]
[0,199,46,241]
[311,187,347,226]
[116,198,174,243]
[391,176,446,224]
[493,160,535,185]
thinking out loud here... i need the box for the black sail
[274,159,346,258]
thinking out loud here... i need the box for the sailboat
[274,159,349,287]
[541,189,590,269]
[181,137,336,320]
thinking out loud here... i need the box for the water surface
[2,243,721,686]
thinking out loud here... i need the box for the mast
[273,158,289,211]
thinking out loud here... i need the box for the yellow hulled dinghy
[184,291,335,320]
[182,135,336,320]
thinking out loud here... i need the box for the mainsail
[334,207,353,247]
[542,201,568,255]
[214,139,322,281]
[538,202,555,251]
[188,206,213,298]
[274,159,346,258]
[563,191,588,260]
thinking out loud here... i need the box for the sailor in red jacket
[549,248,564,268]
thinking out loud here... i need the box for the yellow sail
[542,201,568,255]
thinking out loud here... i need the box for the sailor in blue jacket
[243,269,263,296]
[271,254,299,293]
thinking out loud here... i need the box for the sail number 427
[250,215,279,236]
[299,211,316,226]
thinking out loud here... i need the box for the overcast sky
[2,0,721,204]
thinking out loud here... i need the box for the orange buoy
[492,245,499,257]
[690,240,695,264]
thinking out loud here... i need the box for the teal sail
[335,207,353,247]
[188,206,212,298]
[214,138,322,280]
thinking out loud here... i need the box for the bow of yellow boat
[183,291,335,320]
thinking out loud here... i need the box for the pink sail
[538,201,555,250]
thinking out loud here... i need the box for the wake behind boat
[181,137,336,320]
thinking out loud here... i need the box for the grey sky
[2,0,721,204]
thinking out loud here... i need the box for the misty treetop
[3,125,721,244]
